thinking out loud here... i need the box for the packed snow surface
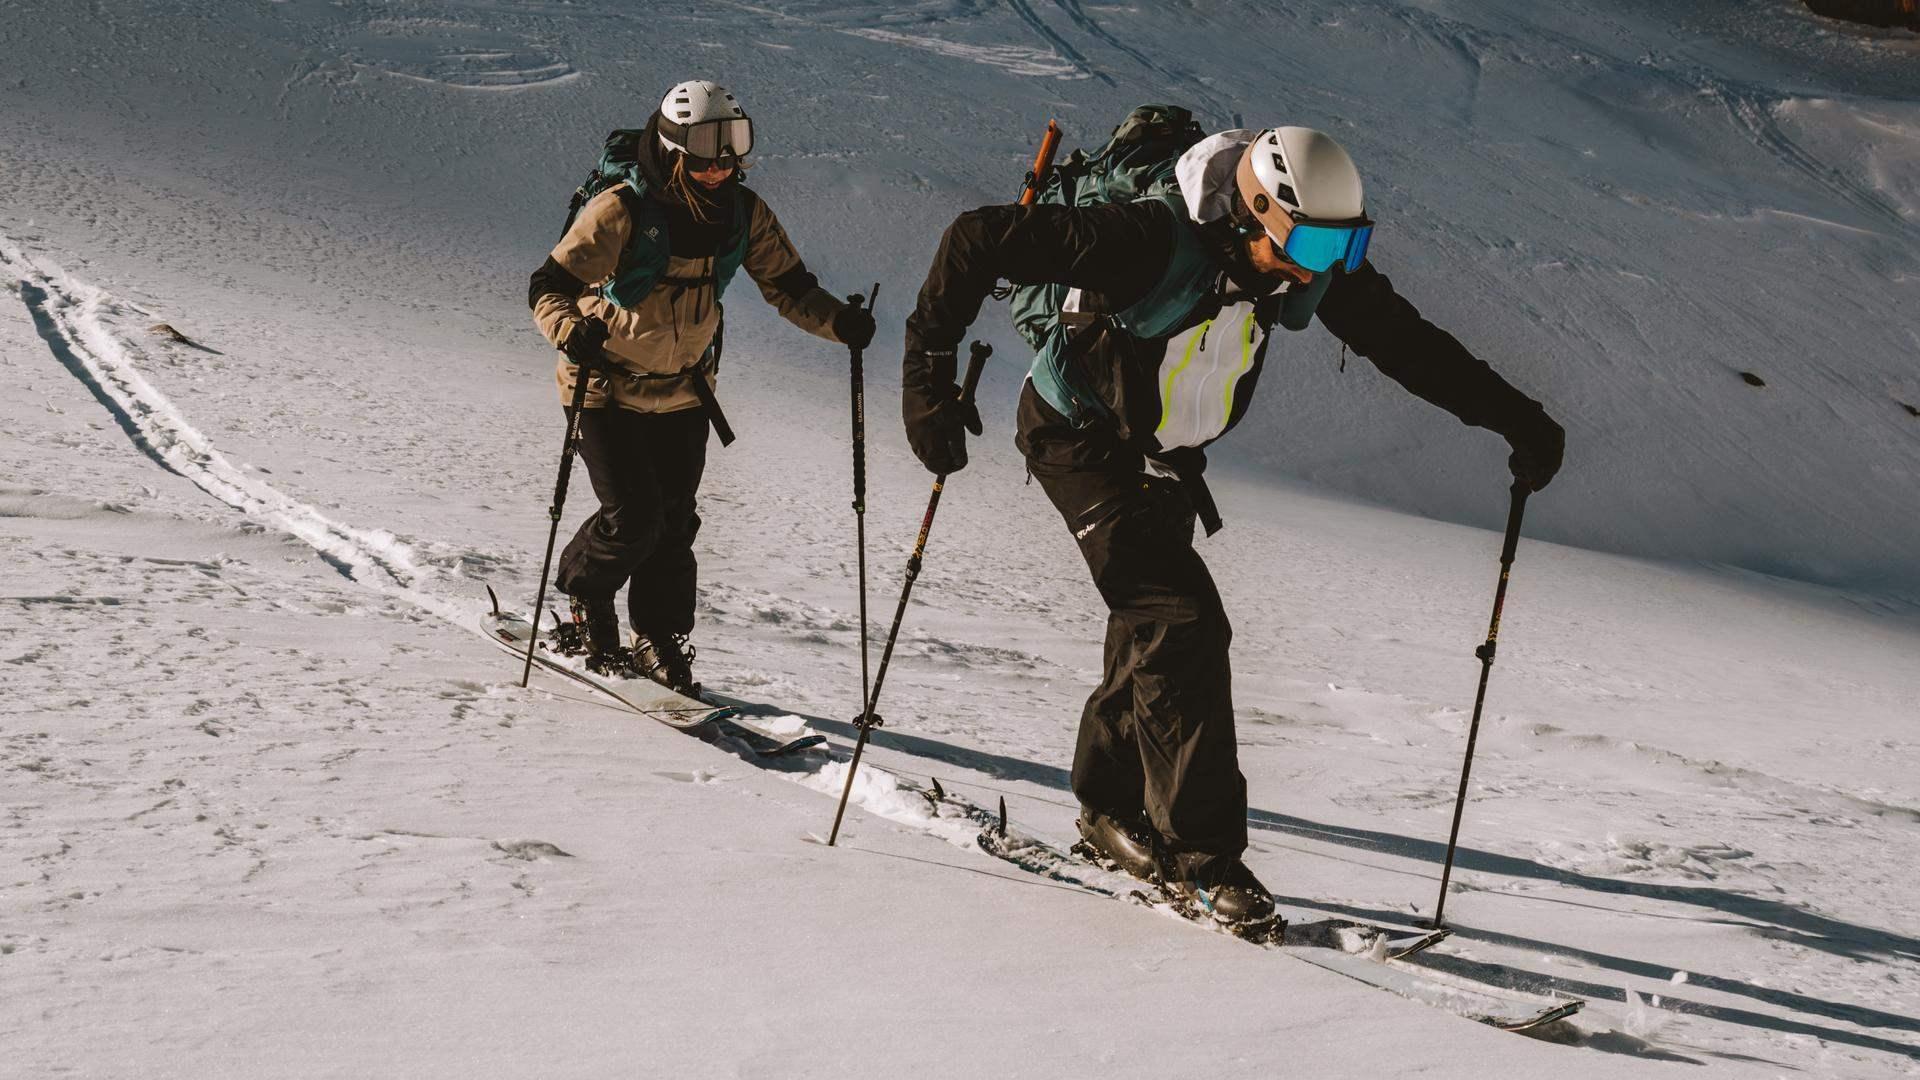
[2,1,1917,1077]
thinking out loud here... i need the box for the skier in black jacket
[900,125,1564,929]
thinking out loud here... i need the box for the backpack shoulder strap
[609,180,667,264]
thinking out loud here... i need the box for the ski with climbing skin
[480,586,825,756]
[917,779,1582,1033]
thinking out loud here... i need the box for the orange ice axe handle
[1019,120,1063,206]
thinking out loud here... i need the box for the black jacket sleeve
[1314,261,1546,437]
[528,256,586,311]
[905,200,1178,353]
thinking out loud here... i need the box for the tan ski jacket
[531,183,845,413]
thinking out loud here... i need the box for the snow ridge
[1,239,466,625]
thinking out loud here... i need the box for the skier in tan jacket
[529,79,874,692]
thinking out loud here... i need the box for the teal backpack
[1008,105,1208,353]
[559,128,752,310]
[1007,106,1215,425]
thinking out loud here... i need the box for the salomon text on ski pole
[1432,479,1530,927]
[828,341,992,846]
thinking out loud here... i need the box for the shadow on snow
[715,697,1920,1063]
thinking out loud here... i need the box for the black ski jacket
[905,199,1552,450]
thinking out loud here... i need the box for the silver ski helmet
[657,79,754,164]
[1234,127,1373,274]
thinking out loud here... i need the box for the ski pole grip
[959,341,991,405]
[1500,481,1528,565]
[844,284,880,322]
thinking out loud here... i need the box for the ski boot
[548,595,596,657]
[1071,809,1161,882]
[632,629,701,698]
[568,593,635,677]
[1162,856,1280,942]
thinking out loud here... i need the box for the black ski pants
[554,405,708,637]
[1015,385,1247,878]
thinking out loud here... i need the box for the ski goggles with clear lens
[664,116,754,161]
[1274,217,1374,274]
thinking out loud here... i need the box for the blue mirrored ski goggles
[1276,218,1374,274]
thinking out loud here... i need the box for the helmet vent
[1274,182,1298,208]
[1271,152,1289,175]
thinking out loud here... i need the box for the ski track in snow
[1000,0,1112,85]
[0,234,1093,888]
[1,239,467,627]
[7,2,1920,1071]
[841,26,1088,80]
[9,223,1918,1073]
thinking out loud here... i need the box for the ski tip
[484,584,501,617]
[996,796,1008,838]
[931,777,946,801]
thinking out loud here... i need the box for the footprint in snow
[491,839,572,860]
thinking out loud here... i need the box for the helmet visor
[675,116,754,160]
[1281,220,1373,274]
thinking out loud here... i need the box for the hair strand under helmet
[657,79,753,162]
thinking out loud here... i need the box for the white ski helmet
[1235,127,1365,235]
[657,79,754,161]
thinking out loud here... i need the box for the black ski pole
[847,284,880,761]
[828,341,991,846]
[522,350,596,687]
[1432,479,1530,928]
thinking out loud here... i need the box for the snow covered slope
[4,1,1919,1076]
[3,0,1915,590]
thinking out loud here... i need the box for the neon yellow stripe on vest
[1157,317,1211,437]
[1222,310,1255,421]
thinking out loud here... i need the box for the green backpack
[1008,105,1208,353]
[558,128,751,310]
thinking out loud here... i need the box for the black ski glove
[559,316,611,371]
[902,346,983,475]
[1504,406,1565,492]
[833,304,877,351]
